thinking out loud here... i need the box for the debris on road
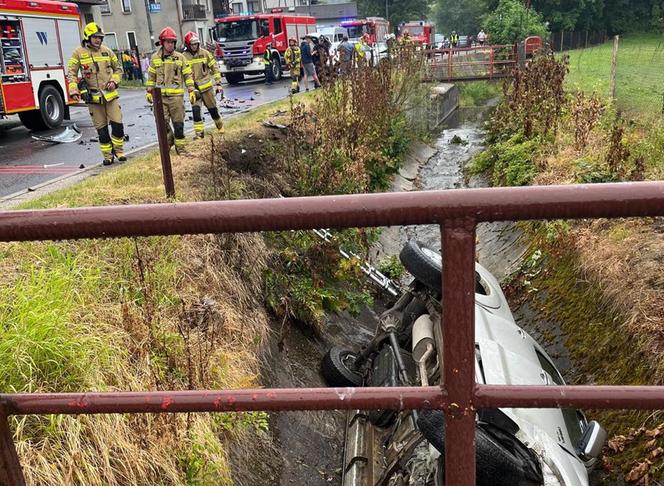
[31,124,82,144]
[262,120,288,130]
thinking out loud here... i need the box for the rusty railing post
[152,87,176,199]
[441,219,477,486]
[0,406,25,486]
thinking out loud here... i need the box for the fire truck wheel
[225,72,244,85]
[271,56,282,80]
[19,85,64,131]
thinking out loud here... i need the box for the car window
[536,351,585,448]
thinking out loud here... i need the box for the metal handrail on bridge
[0,182,663,485]
[422,44,519,82]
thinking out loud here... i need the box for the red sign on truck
[212,13,316,85]
[0,0,81,130]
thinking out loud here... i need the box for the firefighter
[145,27,196,155]
[263,42,275,85]
[67,22,125,166]
[450,31,459,48]
[182,31,224,139]
[284,38,301,94]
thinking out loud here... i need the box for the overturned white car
[322,241,607,485]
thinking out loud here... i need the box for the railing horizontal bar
[5,383,664,415]
[0,183,661,242]
[475,385,664,409]
[1,387,448,415]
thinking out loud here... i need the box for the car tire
[418,410,543,486]
[321,347,363,387]
[19,85,64,131]
[272,56,282,80]
[399,241,442,293]
[225,72,244,85]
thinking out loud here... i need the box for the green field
[565,33,664,117]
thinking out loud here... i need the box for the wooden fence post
[610,35,619,102]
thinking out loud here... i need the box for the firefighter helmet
[83,22,104,42]
[184,31,200,48]
[289,37,297,45]
[159,27,178,44]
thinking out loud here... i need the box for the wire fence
[564,34,664,118]
[550,31,608,52]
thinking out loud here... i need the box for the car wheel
[321,347,363,387]
[225,72,244,85]
[399,241,442,293]
[419,410,543,486]
[272,56,282,80]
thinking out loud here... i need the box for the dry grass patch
[572,219,664,382]
[1,98,294,485]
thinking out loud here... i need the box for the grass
[457,80,502,107]
[565,33,664,118]
[1,97,299,485]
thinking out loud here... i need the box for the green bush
[483,0,549,45]
[573,158,618,184]
[469,135,539,186]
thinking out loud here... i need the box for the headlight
[253,56,262,63]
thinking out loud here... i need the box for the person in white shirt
[478,29,487,46]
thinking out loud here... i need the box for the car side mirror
[577,420,607,460]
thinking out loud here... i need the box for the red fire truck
[212,11,316,85]
[398,21,436,47]
[0,0,81,131]
[340,17,390,45]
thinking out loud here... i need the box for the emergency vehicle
[398,20,436,47]
[212,10,316,85]
[340,17,390,45]
[0,0,81,131]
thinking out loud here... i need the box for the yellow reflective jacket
[183,47,221,92]
[146,48,194,97]
[67,44,122,103]
[284,46,301,71]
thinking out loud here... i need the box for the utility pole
[385,0,388,21]
[142,0,154,47]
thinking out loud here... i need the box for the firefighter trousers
[160,95,186,151]
[290,66,301,93]
[89,98,125,161]
[192,89,223,137]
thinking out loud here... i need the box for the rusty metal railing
[0,181,663,485]
[423,44,518,82]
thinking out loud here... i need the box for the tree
[357,0,431,33]
[433,0,490,36]
[483,0,549,44]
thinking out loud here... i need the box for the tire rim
[44,94,60,122]
[341,353,360,375]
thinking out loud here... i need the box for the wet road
[0,76,292,198]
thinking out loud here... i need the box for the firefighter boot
[214,116,224,135]
[98,127,114,165]
[110,122,127,162]
[101,147,114,166]
[111,136,127,162]
[193,121,205,139]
